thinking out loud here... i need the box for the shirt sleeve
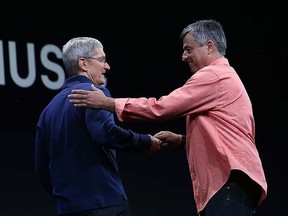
[114,69,220,122]
[86,86,151,152]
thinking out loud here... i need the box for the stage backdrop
[1,1,287,215]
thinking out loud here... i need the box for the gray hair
[62,37,103,77]
[180,19,227,55]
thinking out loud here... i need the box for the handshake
[149,131,186,153]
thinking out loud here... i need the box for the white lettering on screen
[0,40,107,90]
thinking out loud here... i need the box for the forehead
[182,33,198,49]
[94,48,105,56]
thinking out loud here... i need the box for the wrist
[179,135,186,148]
[105,98,116,113]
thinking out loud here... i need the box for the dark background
[0,1,287,215]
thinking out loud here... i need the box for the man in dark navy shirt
[35,37,162,216]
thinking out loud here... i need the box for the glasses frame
[83,56,107,64]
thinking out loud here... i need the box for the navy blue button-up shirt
[35,75,151,215]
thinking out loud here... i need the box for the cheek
[194,51,206,61]
[95,73,102,79]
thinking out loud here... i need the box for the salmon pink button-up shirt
[114,57,267,212]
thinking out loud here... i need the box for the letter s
[40,44,65,90]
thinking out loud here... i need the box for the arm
[68,84,189,122]
[68,84,115,112]
[35,124,53,194]
[69,70,221,123]
[84,86,162,153]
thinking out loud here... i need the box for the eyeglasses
[84,56,107,64]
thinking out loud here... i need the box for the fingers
[154,131,165,137]
[68,94,82,99]
[70,89,88,94]
[91,84,98,91]
[67,86,101,108]
[154,131,169,141]
[161,142,168,148]
[149,140,169,153]
[68,99,87,107]
[68,87,100,99]
[148,135,162,153]
[74,103,87,107]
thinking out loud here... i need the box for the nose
[104,62,111,70]
[182,53,188,61]
[182,50,189,61]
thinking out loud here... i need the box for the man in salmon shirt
[68,20,268,216]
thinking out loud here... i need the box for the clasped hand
[149,131,183,153]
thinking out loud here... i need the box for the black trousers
[199,170,262,216]
[60,201,132,216]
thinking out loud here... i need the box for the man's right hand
[68,84,115,112]
[148,135,163,153]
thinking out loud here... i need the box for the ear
[206,40,214,54]
[78,57,89,72]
